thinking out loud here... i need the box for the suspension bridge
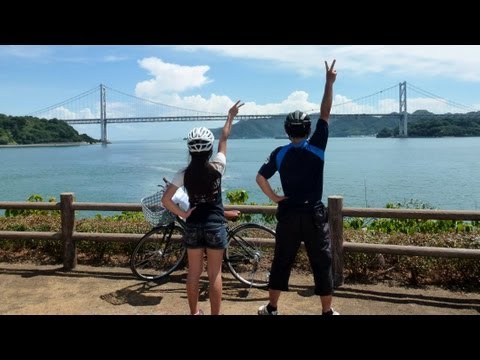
[27,82,480,144]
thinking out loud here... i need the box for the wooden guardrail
[1,193,480,286]
[328,196,480,287]
[0,193,278,270]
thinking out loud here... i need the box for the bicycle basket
[141,190,176,227]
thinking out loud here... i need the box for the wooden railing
[328,196,480,286]
[1,193,480,286]
[0,193,278,270]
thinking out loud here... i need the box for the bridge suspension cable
[305,84,399,115]
[26,86,99,117]
[332,84,398,108]
[407,83,478,113]
[105,85,224,116]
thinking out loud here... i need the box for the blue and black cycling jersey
[258,118,328,211]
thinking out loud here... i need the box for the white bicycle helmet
[187,127,214,152]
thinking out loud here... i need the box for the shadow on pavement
[0,266,135,281]
[333,286,480,312]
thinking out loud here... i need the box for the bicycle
[130,184,275,288]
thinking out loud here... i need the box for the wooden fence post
[61,192,76,270]
[328,196,344,287]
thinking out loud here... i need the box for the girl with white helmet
[162,100,244,315]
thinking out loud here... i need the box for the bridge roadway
[63,112,479,125]
[64,114,275,124]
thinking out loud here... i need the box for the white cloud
[407,97,469,114]
[46,51,476,128]
[173,45,480,82]
[241,91,318,115]
[168,93,235,114]
[103,55,128,62]
[133,56,321,115]
[0,45,108,64]
[331,95,471,115]
[133,53,474,116]
[105,101,135,118]
[0,45,52,59]
[135,57,211,96]
[42,106,77,120]
[39,107,97,120]
[79,108,95,119]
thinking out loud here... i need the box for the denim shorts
[183,223,228,249]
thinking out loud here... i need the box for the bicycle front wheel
[225,223,275,288]
[130,223,186,281]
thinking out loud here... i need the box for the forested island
[212,110,480,138]
[0,114,99,145]
[376,110,480,137]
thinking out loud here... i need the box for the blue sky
[1,45,480,140]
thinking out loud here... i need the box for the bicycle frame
[131,216,274,288]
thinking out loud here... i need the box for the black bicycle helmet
[284,110,311,138]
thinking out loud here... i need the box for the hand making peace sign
[228,100,245,118]
[325,59,337,84]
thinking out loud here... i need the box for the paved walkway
[0,262,479,315]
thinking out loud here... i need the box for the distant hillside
[211,113,398,139]
[376,110,480,137]
[212,115,286,139]
[0,114,100,145]
[329,115,398,137]
[212,111,480,139]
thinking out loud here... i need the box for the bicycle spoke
[225,223,275,288]
[130,224,186,281]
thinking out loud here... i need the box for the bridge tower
[100,84,107,144]
[399,81,408,137]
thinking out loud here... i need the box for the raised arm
[320,60,337,123]
[217,100,244,156]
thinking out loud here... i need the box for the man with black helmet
[256,60,338,315]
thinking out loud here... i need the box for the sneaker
[192,309,204,315]
[258,304,278,315]
[322,308,339,315]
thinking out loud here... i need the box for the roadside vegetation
[0,192,479,291]
[342,199,480,290]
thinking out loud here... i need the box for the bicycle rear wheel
[130,223,186,281]
[225,223,275,288]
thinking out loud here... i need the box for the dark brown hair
[184,149,221,203]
